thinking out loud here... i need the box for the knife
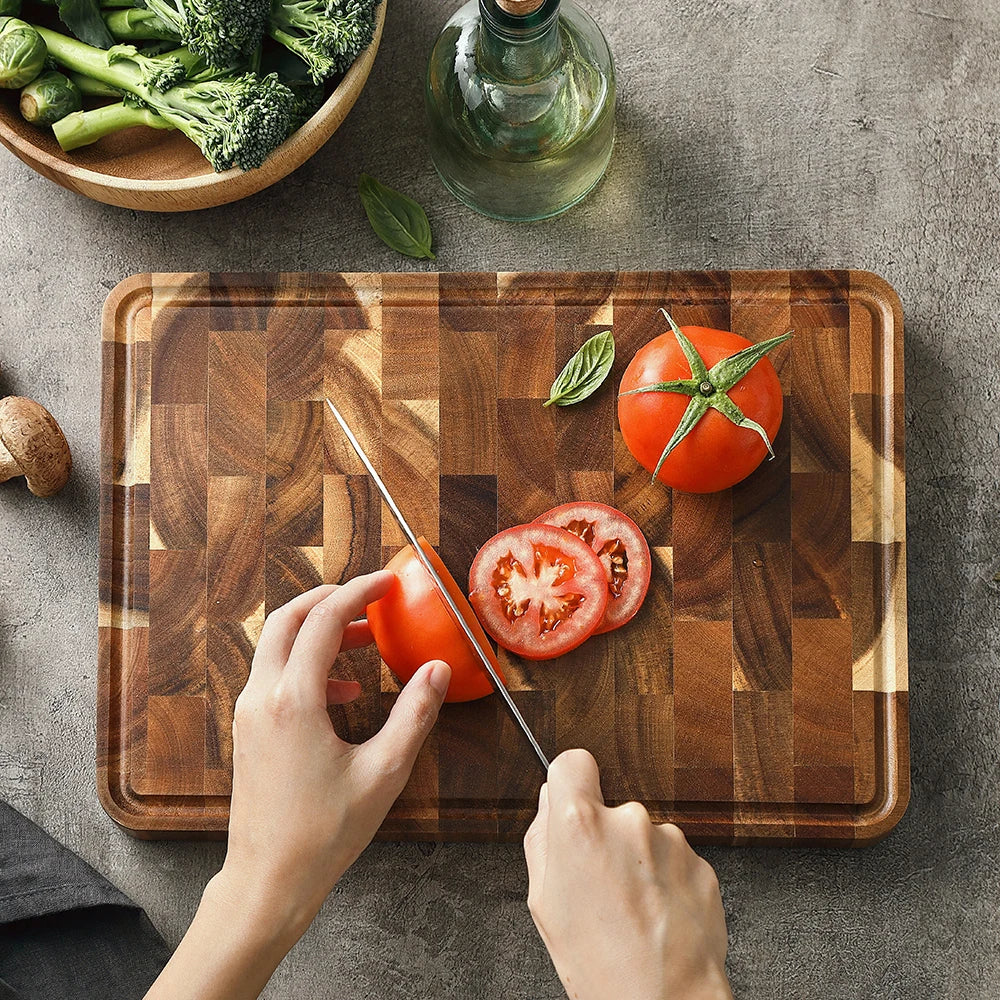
[326,398,550,772]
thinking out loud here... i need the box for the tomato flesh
[366,538,502,703]
[534,502,651,634]
[469,524,608,660]
[618,326,784,494]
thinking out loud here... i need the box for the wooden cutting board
[98,270,909,844]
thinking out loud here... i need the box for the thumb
[361,660,451,795]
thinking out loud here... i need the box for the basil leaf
[544,330,615,408]
[358,173,436,260]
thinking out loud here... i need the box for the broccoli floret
[107,42,185,90]
[37,26,295,170]
[288,80,324,130]
[183,69,295,170]
[268,0,378,84]
[138,0,270,68]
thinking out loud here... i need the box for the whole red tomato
[618,325,784,494]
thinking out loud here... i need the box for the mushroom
[0,396,72,497]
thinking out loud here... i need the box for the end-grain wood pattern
[98,271,909,845]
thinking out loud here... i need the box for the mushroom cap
[0,396,72,497]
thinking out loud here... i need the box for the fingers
[655,820,690,846]
[251,584,338,683]
[359,660,451,795]
[326,679,362,705]
[523,781,549,875]
[341,619,375,651]
[546,748,605,808]
[652,820,702,874]
[542,750,605,855]
[524,782,549,925]
[284,571,395,704]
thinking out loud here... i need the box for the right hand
[523,749,733,1000]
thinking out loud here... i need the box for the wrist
[145,865,310,1000]
[205,862,315,956]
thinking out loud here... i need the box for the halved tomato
[534,502,651,634]
[366,538,503,703]
[468,523,609,660]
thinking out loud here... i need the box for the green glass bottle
[425,0,616,221]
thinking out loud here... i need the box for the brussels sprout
[0,18,46,89]
[20,70,82,126]
[0,1,21,17]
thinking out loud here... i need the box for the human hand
[216,572,451,940]
[524,749,733,1000]
[145,573,451,1000]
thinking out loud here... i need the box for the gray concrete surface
[1,0,999,996]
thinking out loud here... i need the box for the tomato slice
[366,537,503,703]
[534,502,651,635]
[468,524,609,660]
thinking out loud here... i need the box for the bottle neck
[478,0,562,80]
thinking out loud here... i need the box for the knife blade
[326,398,550,772]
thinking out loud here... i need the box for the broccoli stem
[35,25,145,90]
[267,24,323,81]
[103,8,180,42]
[163,44,230,81]
[67,70,119,97]
[53,100,173,150]
[45,27,229,87]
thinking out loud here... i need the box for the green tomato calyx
[618,308,792,483]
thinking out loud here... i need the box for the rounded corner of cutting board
[851,779,911,847]
[101,274,154,339]
[852,696,911,847]
[849,270,905,331]
[96,766,157,840]
[95,769,229,840]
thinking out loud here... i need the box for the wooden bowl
[0,4,385,212]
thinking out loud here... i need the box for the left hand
[217,571,452,939]
[146,571,451,1000]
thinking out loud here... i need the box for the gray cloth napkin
[0,802,171,1000]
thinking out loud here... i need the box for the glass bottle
[425,0,616,222]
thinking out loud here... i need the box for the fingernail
[427,660,452,698]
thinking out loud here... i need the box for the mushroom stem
[0,437,21,484]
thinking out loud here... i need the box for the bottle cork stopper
[496,0,546,15]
